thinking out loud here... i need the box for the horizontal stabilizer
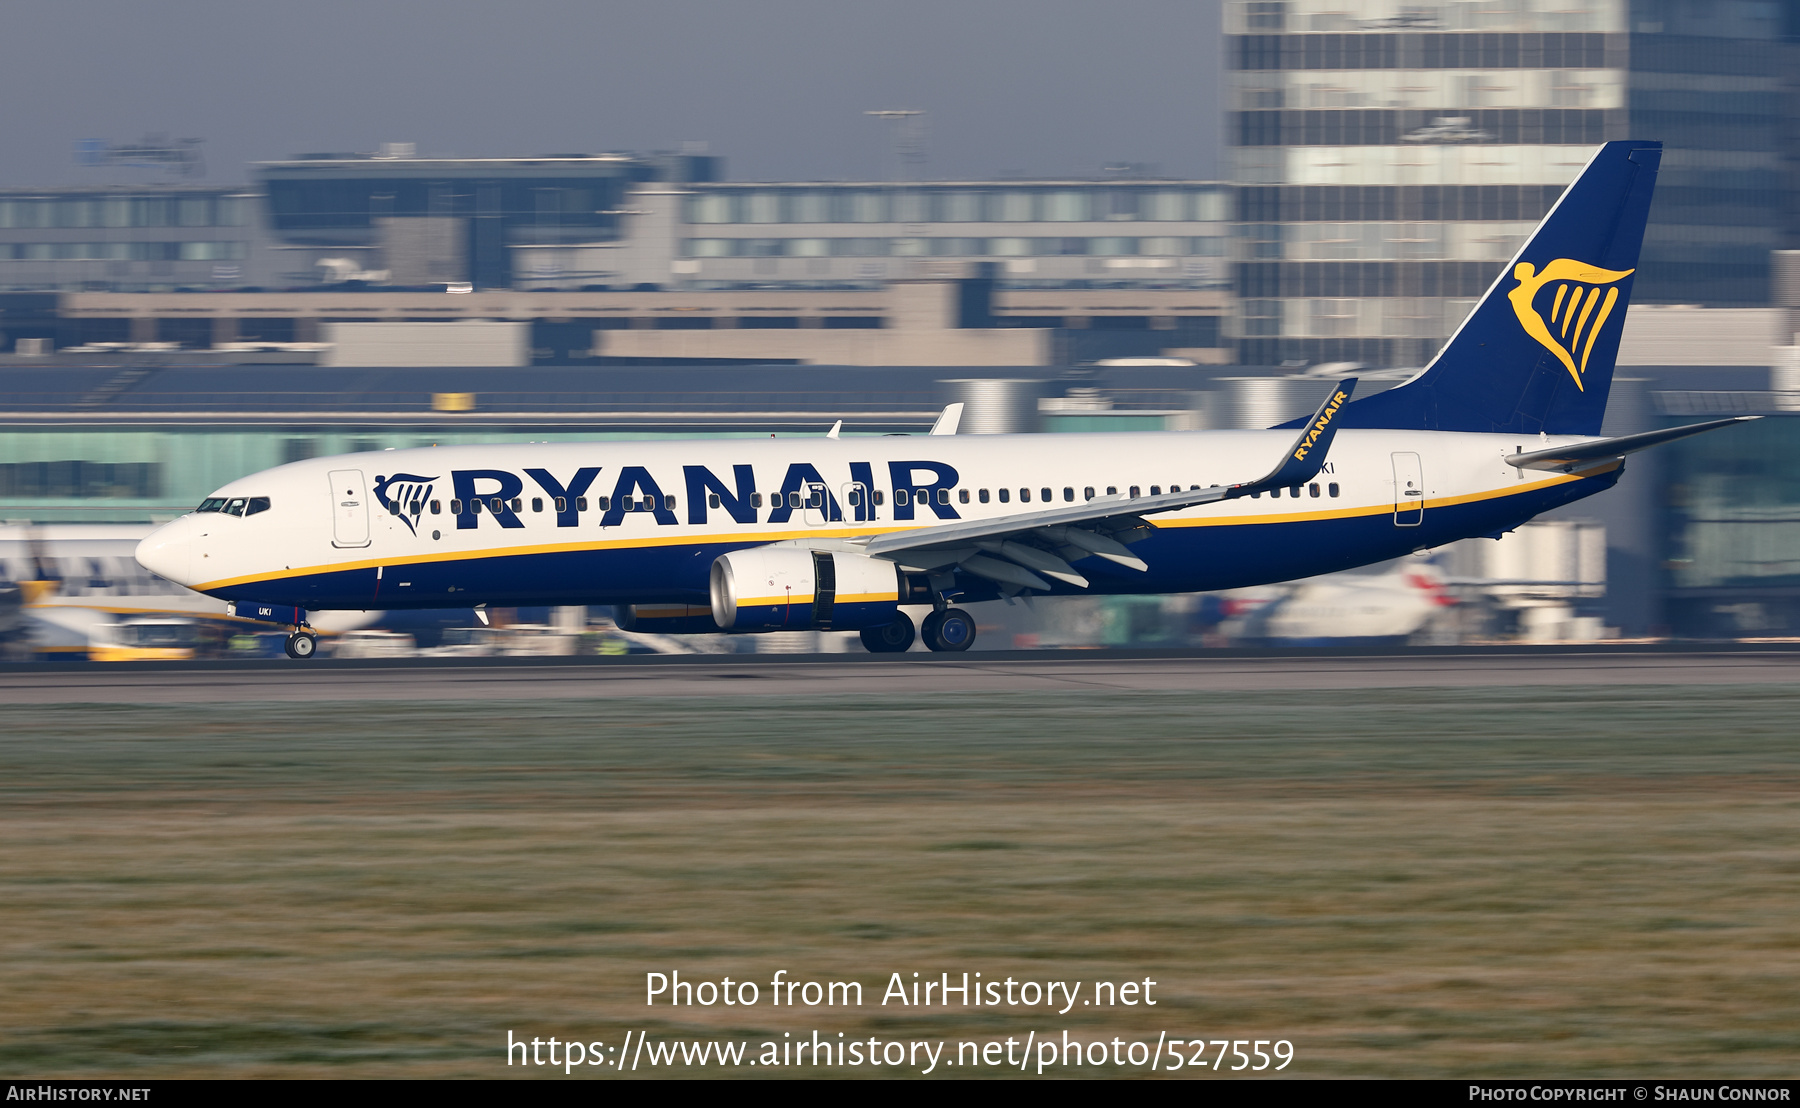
[1506,416,1757,472]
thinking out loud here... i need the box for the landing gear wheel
[284,632,318,660]
[921,608,976,653]
[859,619,915,654]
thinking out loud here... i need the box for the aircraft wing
[1505,416,1757,473]
[858,380,1356,589]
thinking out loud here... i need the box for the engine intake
[710,548,902,632]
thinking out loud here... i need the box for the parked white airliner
[135,141,1752,658]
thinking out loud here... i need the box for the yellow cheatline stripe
[191,474,1596,592]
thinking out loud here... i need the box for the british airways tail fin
[1321,140,1662,435]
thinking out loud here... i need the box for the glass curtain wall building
[668,182,1232,290]
[1225,0,1789,368]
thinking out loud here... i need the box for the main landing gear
[284,629,318,659]
[859,620,915,653]
[921,608,976,653]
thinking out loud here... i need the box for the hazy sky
[0,0,1224,187]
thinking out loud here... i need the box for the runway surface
[4,648,1799,704]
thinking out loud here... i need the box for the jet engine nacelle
[710,547,902,632]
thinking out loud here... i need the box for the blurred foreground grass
[1,686,1797,1078]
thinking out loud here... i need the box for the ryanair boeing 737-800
[135,141,1753,659]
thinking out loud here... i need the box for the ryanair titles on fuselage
[380,459,966,532]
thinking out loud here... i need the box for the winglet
[826,419,843,439]
[1229,379,1356,497]
[929,403,964,436]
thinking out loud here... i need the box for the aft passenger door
[1391,452,1423,527]
[329,469,372,548]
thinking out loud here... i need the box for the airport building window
[0,460,161,500]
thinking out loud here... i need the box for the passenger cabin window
[1063,487,1074,502]
[532,497,544,513]
[450,499,463,514]
[998,488,1010,503]
[509,498,522,513]
[665,495,677,511]
[709,493,721,509]
[1084,486,1095,500]
[1150,486,1161,496]
[245,496,271,516]
[936,489,949,505]
[598,496,611,510]
[1289,486,1301,498]
[979,489,990,504]
[1309,483,1320,498]
[1328,483,1340,498]
[1106,486,1117,496]
[872,490,884,506]
[1129,486,1140,498]
[751,493,763,508]
[556,497,567,513]
[1040,487,1051,502]
[958,489,970,504]
[1019,488,1031,503]
[430,500,442,514]
[896,489,910,506]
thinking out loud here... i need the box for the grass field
[1,685,1797,1078]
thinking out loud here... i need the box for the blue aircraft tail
[1310,140,1662,435]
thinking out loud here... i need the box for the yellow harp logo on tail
[1507,259,1634,391]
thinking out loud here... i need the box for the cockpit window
[197,495,270,516]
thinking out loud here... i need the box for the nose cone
[136,516,196,587]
